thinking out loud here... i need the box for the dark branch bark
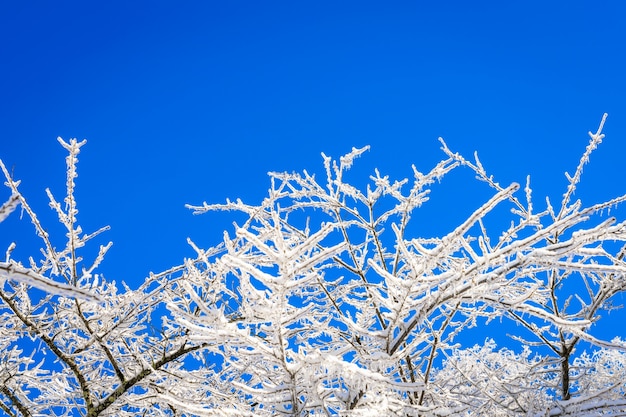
[89,341,206,416]
[0,290,95,412]
[1,385,31,417]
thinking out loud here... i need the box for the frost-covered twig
[0,261,100,300]
[0,193,19,223]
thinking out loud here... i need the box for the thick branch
[89,342,205,416]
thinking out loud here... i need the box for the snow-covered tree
[1,116,626,416]
[0,139,208,416]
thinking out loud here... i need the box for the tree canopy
[2,115,626,416]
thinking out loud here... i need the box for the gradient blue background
[1,2,625,344]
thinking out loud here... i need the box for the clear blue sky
[1,0,625,308]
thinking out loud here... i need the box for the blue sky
[1,0,625,321]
